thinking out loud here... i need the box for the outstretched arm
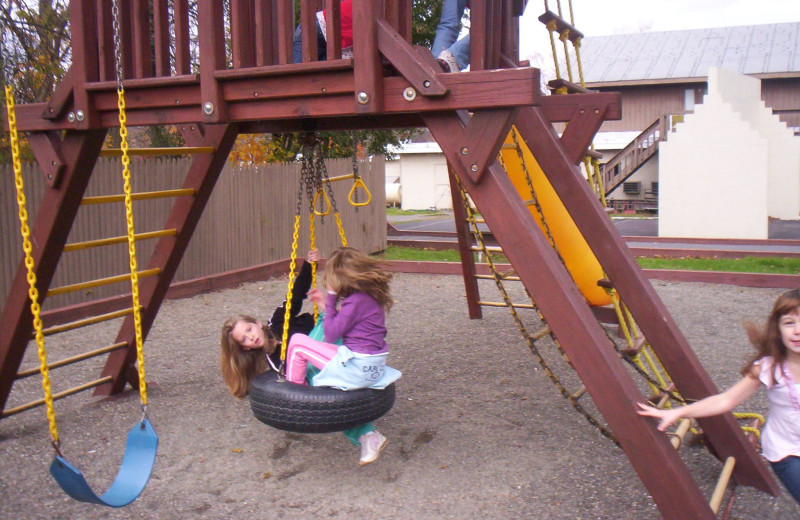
[636,372,761,431]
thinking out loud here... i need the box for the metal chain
[111,0,148,409]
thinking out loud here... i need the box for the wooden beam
[352,0,383,113]
[513,105,779,496]
[0,130,107,415]
[424,110,721,519]
[96,124,239,395]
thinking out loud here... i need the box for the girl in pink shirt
[637,289,800,504]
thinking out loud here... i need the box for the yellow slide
[499,129,611,307]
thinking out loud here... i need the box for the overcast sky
[519,0,800,60]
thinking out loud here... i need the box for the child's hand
[636,402,681,431]
[308,288,327,311]
[307,249,320,263]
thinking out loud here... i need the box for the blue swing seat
[49,418,158,507]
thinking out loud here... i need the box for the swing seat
[249,371,396,434]
[50,419,158,507]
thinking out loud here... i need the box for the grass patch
[385,208,448,217]
[379,246,799,275]
[636,256,800,274]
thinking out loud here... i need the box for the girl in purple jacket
[286,246,401,465]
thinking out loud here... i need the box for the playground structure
[0,1,782,517]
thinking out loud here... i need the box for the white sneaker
[358,430,387,466]
[437,49,460,73]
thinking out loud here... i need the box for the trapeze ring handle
[348,178,372,207]
[312,189,332,216]
[49,418,158,508]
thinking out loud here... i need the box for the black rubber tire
[249,370,396,434]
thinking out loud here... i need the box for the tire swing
[249,133,394,434]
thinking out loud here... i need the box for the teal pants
[305,364,375,446]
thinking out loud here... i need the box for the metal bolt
[321,87,327,93]
[253,92,259,97]
[67,112,76,123]
[203,102,215,115]
[470,164,479,172]
[76,110,85,121]
[356,91,370,104]
[460,147,469,155]
[403,87,417,101]
[423,80,431,88]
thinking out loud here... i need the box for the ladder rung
[620,335,648,357]
[501,143,517,150]
[470,245,503,253]
[547,78,595,94]
[585,149,603,159]
[64,229,178,252]
[709,457,736,514]
[530,325,551,341]
[537,10,584,43]
[478,301,535,309]
[474,273,520,282]
[47,268,161,297]
[570,384,586,402]
[668,418,692,449]
[0,376,113,418]
[81,188,196,205]
[15,342,128,380]
[40,308,136,336]
[99,146,215,157]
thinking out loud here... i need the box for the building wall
[657,68,800,239]
[397,153,453,211]
[593,78,800,133]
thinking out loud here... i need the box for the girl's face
[778,310,800,356]
[231,320,267,351]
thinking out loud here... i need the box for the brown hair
[742,289,800,380]
[220,315,274,398]
[323,247,393,310]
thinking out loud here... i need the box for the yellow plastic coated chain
[6,85,61,448]
[280,215,302,361]
[117,87,148,407]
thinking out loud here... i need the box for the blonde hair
[323,247,393,310]
[220,315,273,398]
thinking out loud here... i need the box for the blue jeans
[293,20,327,63]
[431,0,470,70]
[771,455,800,504]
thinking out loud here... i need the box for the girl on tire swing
[288,246,401,465]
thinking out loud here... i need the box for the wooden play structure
[0,1,782,517]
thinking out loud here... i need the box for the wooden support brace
[376,20,447,97]
[27,132,67,188]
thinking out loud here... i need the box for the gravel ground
[1,274,799,519]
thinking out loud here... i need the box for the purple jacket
[323,291,388,354]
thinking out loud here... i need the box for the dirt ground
[2,274,800,520]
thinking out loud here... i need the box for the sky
[518,0,800,61]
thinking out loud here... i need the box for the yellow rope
[117,86,148,407]
[6,84,61,448]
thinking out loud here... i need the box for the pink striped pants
[285,333,339,384]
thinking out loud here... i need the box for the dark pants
[292,20,327,63]
[771,455,800,504]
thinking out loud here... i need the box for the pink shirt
[755,356,800,462]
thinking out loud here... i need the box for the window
[623,182,641,195]
[651,182,659,196]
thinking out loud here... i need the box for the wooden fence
[1,156,386,314]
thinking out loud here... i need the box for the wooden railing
[601,115,674,197]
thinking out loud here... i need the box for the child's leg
[285,333,339,384]
[771,455,800,504]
